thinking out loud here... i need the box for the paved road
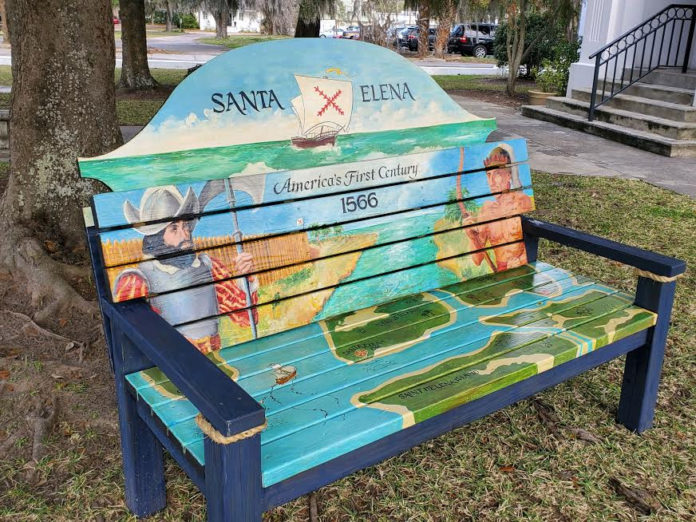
[452,95,696,198]
[0,33,500,74]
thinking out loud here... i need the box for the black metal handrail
[588,4,696,121]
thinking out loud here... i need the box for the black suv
[448,23,497,57]
[405,27,437,52]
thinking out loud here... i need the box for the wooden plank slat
[126,263,559,391]
[258,305,656,486]
[127,263,567,399]
[104,183,534,301]
[129,267,597,439]
[133,268,592,415]
[97,164,533,268]
[146,219,524,326]
[166,240,529,347]
[92,140,529,230]
[127,278,656,486]
[255,289,630,446]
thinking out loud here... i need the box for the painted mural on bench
[125,262,657,486]
[92,141,534,353]
[78,39,495,192]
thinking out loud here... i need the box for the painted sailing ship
[291,74,353,148]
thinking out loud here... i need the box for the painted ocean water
[80,121,495,191]
[319,211,452,319]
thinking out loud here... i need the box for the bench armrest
[522,217,686,278]
[106,299,265,438]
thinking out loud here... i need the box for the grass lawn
[198,34,289,49]
[432,74,533,93]
[457,55,498,64]
[0,173,694,520]
[0,65,10,86]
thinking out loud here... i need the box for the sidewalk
[452,95,696,198]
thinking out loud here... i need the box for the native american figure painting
[460,144,534,272]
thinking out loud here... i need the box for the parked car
[396,26,417,48]
[387,26,406,47]
[406,27,437,52]
[448,23,497,57]
[342,25,361,39]
[320,27,344,38]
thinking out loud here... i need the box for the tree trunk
[434,0,455,59]
[295,15,319,38]
[0,0,10,44]
[165,0,173,32]
[1,0,121,322]
[214,9,229,39]
[417,3,430,58]
[119,0,157,90]
[505,0,528,97]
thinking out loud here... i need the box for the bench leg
[617,278,677,433]
[112,330,167,517]
[204,434,263,522]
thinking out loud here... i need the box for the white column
[567,0,696,96]
[567,0,628,96]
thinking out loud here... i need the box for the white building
[196,9,261,33]
[525,1,696,157]
[568,0,696,96]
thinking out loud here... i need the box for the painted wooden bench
[80,40,685,520]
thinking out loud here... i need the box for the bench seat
[125,261,656,486]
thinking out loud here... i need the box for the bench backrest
[80,39,533,354]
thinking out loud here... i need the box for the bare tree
[501,0,580,95]
[361,0,401,47]
[1,0,122,323]
[119,0,158,89]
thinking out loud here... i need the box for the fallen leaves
[568,427,602,444]
[0,369,9,380]
[609,477,660,515]
[533,399,603,444]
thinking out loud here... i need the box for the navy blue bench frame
[86,215,685,521]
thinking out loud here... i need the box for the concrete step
[544,97,696,140]
[598,81,695,105]
[571,88,696,122]
[521,104,696,157]
[640,68,696,90]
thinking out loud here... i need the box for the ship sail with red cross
[291,73,353,148]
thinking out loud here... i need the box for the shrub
[536,39,581,94]
[493,13,566,79]
[173,13,199,29]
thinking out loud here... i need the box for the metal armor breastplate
[142,255,220,340]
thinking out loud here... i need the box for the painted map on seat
[125,262,657,486]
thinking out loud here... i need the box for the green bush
[493,13,566,79]
[536,39,581,94]
[147,10,198,29]
[173,13,199,29]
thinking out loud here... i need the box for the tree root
[0,222,97,327]
[2,309,77,344]
[27,396,58,463]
